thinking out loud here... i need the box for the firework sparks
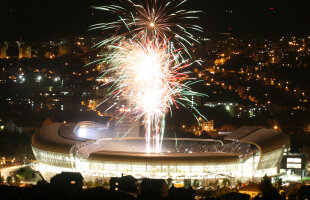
[91,0,205,153]
[91,0,203,53]
[100,39,205,152]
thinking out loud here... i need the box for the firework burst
[99,39,205,152]
[90,0,203,54]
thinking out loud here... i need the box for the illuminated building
[32,122,290,185]
[204,102,239,108]
[214,57,228,65]
[45,51,55,58]
[59,44,71,56]
[19,45,32,58]
[202,120,214,132]
[0,45,7,58]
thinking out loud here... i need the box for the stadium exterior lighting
[77,127,87,138]
[32,122,290,184]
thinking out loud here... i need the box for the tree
[37,179,47,186]
[86,180,94,187]
[274,177,282,189]
[14,176,21,186]
[260,175,272,192]
[259,175,280,200]
[16,167,36,181]
[184,179,191,189]
[192,179,199,189]
[94,178,102,187]
[166,178,173,188]
[6,176,13,185]
[103,179,109,187]
[236,179,242,188]
[222,178,231,187]
[298,185,310,200]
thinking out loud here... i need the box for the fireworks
[107,40,183,114]
[91,0,203,53]
[92,0,205,153]
[99,38,205,152]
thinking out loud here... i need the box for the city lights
[1,1,310,194]
[36,76,42,82]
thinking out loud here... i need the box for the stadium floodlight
[77,127,87,138]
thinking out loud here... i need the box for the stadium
[32,121,290,185]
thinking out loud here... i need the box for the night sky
[1,0,309,41]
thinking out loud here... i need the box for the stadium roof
[32,122,240,163]
[225,126,290,154]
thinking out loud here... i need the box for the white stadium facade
[32,121,290,185]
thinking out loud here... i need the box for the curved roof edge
[225,126,290,154]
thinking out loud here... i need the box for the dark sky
[1,0,309,41]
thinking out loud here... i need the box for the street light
[24,157,27,165]
[19,75,25,83]
[37,76,42,82]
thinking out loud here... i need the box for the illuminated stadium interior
[32,121,290,185]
